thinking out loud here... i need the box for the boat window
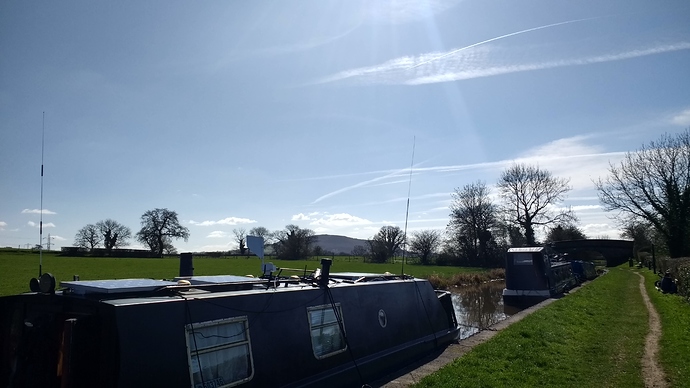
[307,304,347,359]
[185,316,253,388]
[513,253,533,265]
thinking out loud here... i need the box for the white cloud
[404,44,690,85]
[570,205,602,212]
[519,136,602,159]
[292,212,373,227]
[508,136,627,191]
[207,231,228,239]
[582,223,621,239]
[312,227,329,234]
[671,108,690,126]
[22,209,57,215]
[292,213,313,221]
[51,235,66,241]
[28,221,55,228]
[318,18,690,87]
[308,213,373,227]
[189,217,257,226]
[0,221,6,229]
[552,204,602,213]
[311,135,624,203]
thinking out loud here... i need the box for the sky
[1,0,689,253]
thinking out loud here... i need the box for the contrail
[409,16,605,69]
[311,167,411,204]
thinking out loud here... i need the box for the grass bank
[415,268,649,388]
[426,269,505,289]
[641,269,690,386]
[0,250,489,296]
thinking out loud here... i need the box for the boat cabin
[0,260,459,388]
[502,247,577,307]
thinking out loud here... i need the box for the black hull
[1,278,459,388]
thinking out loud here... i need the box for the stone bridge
[551,239,634,267]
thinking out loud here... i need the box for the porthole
[378,309,387,328]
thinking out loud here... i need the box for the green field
[414,267,690,388]
[0,249,487,296]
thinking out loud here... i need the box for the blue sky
[1,0,689,253]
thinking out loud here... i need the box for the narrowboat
[0,258,460,388]
[569,260,597,283]
[502,247,579,308]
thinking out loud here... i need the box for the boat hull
[0,278,459,388]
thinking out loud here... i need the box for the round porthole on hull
[378,309,387,328]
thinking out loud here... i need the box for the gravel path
[637,272,668,388]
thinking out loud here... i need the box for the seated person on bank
[660,270,678,294]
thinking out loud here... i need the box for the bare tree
[351,245,367,259]
[448,181,501,264]
[248,226,272,253]
[74,224,101,250]
[620,221,659,259]
[96,219,132,254]
[497,164,574,246]
[596,130,690,257]
[409,229,442,265]
[370,226,405,263]
[249,226,270,240]
[233,228,247,255]
[136,208,190,257]
[162,237,178,255]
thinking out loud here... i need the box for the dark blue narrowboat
[0,259,460,388]
[569,260,597,283]
[502,247,579,308]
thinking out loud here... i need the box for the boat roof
[58,272,412,297]
[329,272,408,281]
[60,275,265,296]
[60,279,179,295]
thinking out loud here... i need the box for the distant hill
[313,235,368,255]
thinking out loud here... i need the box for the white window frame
[307,304,347,359]
[185,316,254,388]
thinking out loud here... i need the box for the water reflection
[451,280,509,340]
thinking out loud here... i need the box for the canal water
[451,280,511,339]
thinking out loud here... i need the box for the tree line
[75,129,690,264]
[227,159,581,267]
[334,129,690,266]
[74,208,189,257]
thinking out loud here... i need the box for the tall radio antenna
[39,112,45,276]
[401,137,416,276]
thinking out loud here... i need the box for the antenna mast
[39,112,45,276]
[401,137,416,276]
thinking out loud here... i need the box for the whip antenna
[39,112,45,276]
[401,137,415,276]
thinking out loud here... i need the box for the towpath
[637,272,667,388]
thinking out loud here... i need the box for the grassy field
[0,249,488,296]
[412,267,690,388]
